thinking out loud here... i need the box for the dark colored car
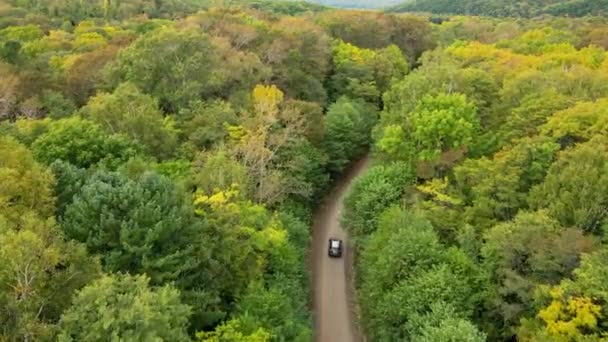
[328,238,343,258]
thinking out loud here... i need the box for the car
[328,238,343,258]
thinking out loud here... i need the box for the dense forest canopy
[344,14,608,342]
[1,0,608,340]
[307,0,403,9]
[390,0,608,17]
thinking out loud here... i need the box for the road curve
[312,156,370,342]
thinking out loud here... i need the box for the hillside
[388,0,608,17]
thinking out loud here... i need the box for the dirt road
[312,156,370,342]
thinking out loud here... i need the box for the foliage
[57,274,191,342]
[61,170,223,329]
[192,148,252,197]
[413,317,486,342]
[229,84,330,205]
[541,98,608,145]
[309,0,402,8]
[61,171,198,279]
[196,319,271,342]
[193,186,284,303]
[3,2,608,341]
[0,135,55,226]
[520,249,608,340]
[409,93,479,161]
[356,17,608,342]
[358,207,483,341]
[407,302,486,342]
[318,10,435,60]
[329,40,409,104]
[193,186,312,338]
[0,215,100,341]
[81,82,178,159]
[454,137,559,229]
[529,138,608,234]
[389,0,608,18]
[31,117,138,169]
[324,97,376,173]
[342,162,414,238]
[538,291,601,340]
[177,100,238,151]
[106,27,269,112]
[481,211,597,337]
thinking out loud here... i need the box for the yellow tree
[0,136,55,227]
[0,62,20,121]
[537,288,602,341]
[231,84,307,205]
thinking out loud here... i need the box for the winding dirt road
[312,157,370,342]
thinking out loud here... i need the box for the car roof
[330,239,341,247]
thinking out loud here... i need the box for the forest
[390,0,608,17]
[0,0,608,341]
[307,0,402,9]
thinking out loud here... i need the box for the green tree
[481,211,597,337]
[106,27,268,112]
[0,136,55,227]
[40,90,76,119]
[413,318,486,342]
[266,17,331,104]
[324,97,376,173]
[413,178,464,242]
[192,148,252,197]
[328,41,408,105]
[81,82,178,159]
[342,162,414,238]
[62,170,201,283]
[49,160,88,217]
[57,274,191,342]
[197,319,271,342]
[61,170,221,329]
[409,93,479,161]
[231,84,316,205]
[406,302,486,342]
[455,137,559,229]
[358,208,483,340]
[235,282,312,341]
[522,249,608,340]
[379,263,480,338]
[331,40,372,103]
[376,124,416,163]
[498,89,573,144]
[371,44,409,94]
[389,0,608,17]
[193,186,287,309]
[529,138,608,234]
[0,215,100,341]
[177,100,238,151]
[31,117,138,169]
[381,58,497,132]
[359,208,441,339]
[541,98,608,147]
[275,138,329,204]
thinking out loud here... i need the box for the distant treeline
[389,0,608,17]
[307,0,403,9]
